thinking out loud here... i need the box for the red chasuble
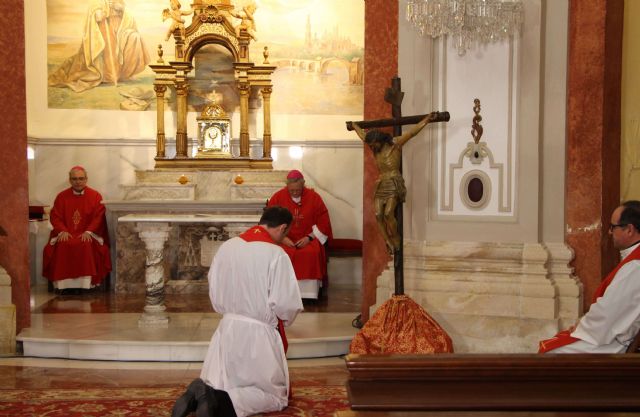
[267,187,333,281]
[43,187,112,285]
[239,225,290,354]
[539,244,640,353]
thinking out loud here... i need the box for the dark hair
[260,206,293,228]
[364,129,393,146]
[619,200,640,232]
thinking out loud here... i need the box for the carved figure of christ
[346,77,449,295]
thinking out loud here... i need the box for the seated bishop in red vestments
[267,170,333,299]
[43,166,112,291]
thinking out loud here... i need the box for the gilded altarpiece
[149,0,275,169]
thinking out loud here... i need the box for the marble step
[18,312,359,362]
[121,184,196,201]
[230,182,283,200]
[134,170,287,185]
[135,171,198,185]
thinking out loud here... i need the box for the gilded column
[261,86,273,159]
[154,84,167,158]
[238,31,250,62]
[239,83,250,157]
[175,80,189,158]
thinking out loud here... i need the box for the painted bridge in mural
[272,57,364,85]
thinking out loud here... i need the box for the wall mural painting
[46,0,364,115]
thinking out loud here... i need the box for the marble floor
[31,284,361,314]
[0,280,359,415]
[18,281,362,361]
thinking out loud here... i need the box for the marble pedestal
[373,240,582,353]
[135,222,171,327]
[29,220,51,286]
[0,266,16,355]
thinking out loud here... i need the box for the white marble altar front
[117,214,260,289]
[118,214,261,327]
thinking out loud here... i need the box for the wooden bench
[327,238,363,258]
[345,353,640,412]
[336,411,640,417]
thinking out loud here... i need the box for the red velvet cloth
[327,238,363,256]
[268,187,333,281]
[538,244,640,353]
[42,187,111,285]
[349,294,454,354]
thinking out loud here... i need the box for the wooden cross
[348,77,449,296]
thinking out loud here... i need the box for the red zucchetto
[286,169,304,180]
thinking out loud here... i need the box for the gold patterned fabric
[349,294,454,354]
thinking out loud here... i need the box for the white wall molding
[28,136,364,149]
[435,35,518,216]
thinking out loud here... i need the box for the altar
[117,212,261,294]
[117,213,260,326]
[106,0,290,296]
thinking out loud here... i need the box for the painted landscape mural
[46,0,364,115]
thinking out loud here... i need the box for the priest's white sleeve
[268,252,303,327]
[571,261,640,346]
[311,225,329,245]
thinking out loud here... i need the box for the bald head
[68,167,88,193]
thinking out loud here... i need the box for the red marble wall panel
[566,0,623,308]
[361,0,398,322]
[0,1,30,332]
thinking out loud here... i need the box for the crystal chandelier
[406,0,524,56]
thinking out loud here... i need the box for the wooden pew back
[346,353,640,411]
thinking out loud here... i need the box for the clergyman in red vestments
[267,170,333,299]
[539,201,640,353]
[43,166,112,291]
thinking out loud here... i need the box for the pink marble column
[0,0,30,331]
[361,0,398,323]
[566,0,623,309]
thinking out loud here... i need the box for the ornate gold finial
[157,44,164,63]
[263,46,270,64]
[471,98,483,144]
[178,174,189,184]
[200,103,229,120]
[234,175,244,184]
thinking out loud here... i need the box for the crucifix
[347,76,450,297]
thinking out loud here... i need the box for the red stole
[239,225,289,354]
[239,225,275,244]
[539,244,640,353]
